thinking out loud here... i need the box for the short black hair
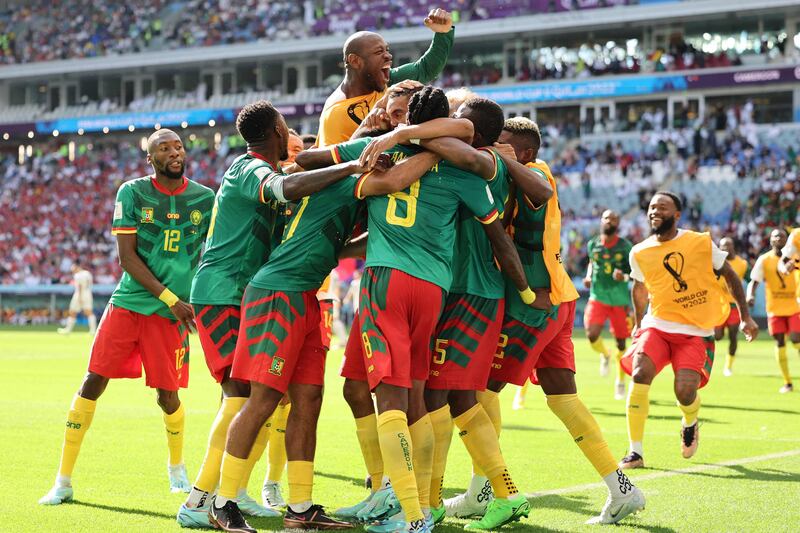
[301,134,317,144]
[236,100,279,144]
[407,86,449,125]
[463,97,504,145]
[654,190,683,211]
[503,117,541,156]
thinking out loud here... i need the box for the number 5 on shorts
[433,338,448,365]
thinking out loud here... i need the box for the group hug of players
[37,8,800,533]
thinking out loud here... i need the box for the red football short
[489,300,577,386]
[340,311,368,382]
[88,304,189,391]
[195,304,241,383]
[231,286,326,393]
[621,328,715,388]
[319,298,334,350]
[428,294,504,390]
[584,298,632,339]
[767,313,800,336]
[359,267,444,390]
[716,304,740,328]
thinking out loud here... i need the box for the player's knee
[774,335,786,347]
[78,372,108,400]
[714,329,724,341]
[447,390,477,417]
[221,377,250,398]
[486,379,505,394]
[156,389,180,413]
[291,385,323,415]
[630,361,654,384]
[343,379,371,408]
[674,383,697,406]
[616,338,626,351]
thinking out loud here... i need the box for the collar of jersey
[247,151,274,166]
[601,234,619,248]
[150,175,188,196]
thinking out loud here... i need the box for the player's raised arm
[357,151,440,198]
[296,136,373,170]
[419,137,496,179]
[270,160,370,202]
[718,261,759,341]
[389,9,454,85]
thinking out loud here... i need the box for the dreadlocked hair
[407,86,450,125]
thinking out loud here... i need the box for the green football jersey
[250,175,364,291]
[587,235,633,306]
[449,149,510,299]
[503,172,558,328]
[191,153,286,305]
[110,176,215,318]
[362,146,499,291]
[332,137,372,165]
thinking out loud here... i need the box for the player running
[452,116,645,525]
[747,229,800,393]
[40,129,215,505]
[619,192,758,470]
[57,262,97,335]
[207,128,443,533]
[583,210,634,399]
[714,238,749,376]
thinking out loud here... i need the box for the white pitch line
[526,448,800,498]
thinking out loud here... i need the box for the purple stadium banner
[685,65,800,89]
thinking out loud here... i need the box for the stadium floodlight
[154,123,161,130]
[208,119,216,127]
[52,130,59,137]
[2,133,8,140]
[27,131,34,138]
[181,121,188,129]
[128,125,135,132]
[78,129,84,135]
[102,127,109,134]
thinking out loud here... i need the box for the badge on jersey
[269,356,285,376]
[113,201,123,220]
[141,207,154,223]
[190,210,203,225]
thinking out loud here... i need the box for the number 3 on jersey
[386,180,420,228]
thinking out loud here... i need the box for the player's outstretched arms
[116,234,196,331]
[721,262,758,341]
[359,118,474,169]
[482,219,547,310]
[630,280,649,336]
[359,151,440,197]
[279,160,369,201]
[419,137,495,179]
[294,147,338,170]
[492,144,553,207]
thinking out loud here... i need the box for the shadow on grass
[698,402,800,416]
[502,424,561,433]
[69,500,176,520]
[527,494,676,532]
[670,463,799,483]
[591,408,724,424]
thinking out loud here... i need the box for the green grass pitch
[3,327,799,532]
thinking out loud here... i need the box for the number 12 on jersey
[163,229,181,252]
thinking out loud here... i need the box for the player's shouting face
[348,33,393,93]
[147,129,185,180]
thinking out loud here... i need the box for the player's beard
[651,215,675,235]
[602,225,617,236]
[163,161,184,180]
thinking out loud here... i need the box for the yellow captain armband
[519,287,536,305]
[158,288,180,308]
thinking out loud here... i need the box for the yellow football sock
[476,390,501,437]
[725,354,735,371]
[590,338,610,358]
[409,415,434,511]
[616,350,626,382]
[57,395,96,478]
[239,422,269,492]
[287,460,314,505]
[626,382,650,445]
[194,396,245,492]
[776,346,791,385]
[428,406,453,508]
[267,403,290,482]
[793,342,800,353]
[163,402,185,466]
[219,452,248,500]
[454,404,518,499]
[354,413,384,493]
[547,394,618,478]
[678,395,701,426]
[377,410,423,522]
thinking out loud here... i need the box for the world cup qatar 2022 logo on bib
[662,252,688,293]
